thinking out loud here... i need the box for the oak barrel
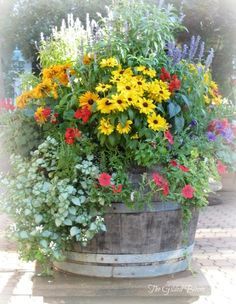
[54,201,199,278]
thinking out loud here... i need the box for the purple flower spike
[207,131,217,141]
[190,119,198,127]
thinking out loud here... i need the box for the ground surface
[0,191,235,304]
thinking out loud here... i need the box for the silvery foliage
[0,137,106,262]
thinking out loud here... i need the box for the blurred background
[0,0,236,101]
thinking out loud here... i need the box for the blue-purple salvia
[190,119,198,127]
[182,44,188,59]
[188,36,196,60]
[198,41,205,62]
[191,35,201,60]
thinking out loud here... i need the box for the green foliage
[0,110,42,157]
[95,0,184,60]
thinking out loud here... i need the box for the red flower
[181,185,195,199]
[74,106,91,123]
[217,160,228,175]
[170,160,178,167]
[98,173,112,187]
[169,75,181,92]
[178,165,190,172]
[164,130,174,145]
[152,173,169,196]
[65,128,81,144]
[112,184,122,193]
[160,67,171,81]
[42,107,51,118]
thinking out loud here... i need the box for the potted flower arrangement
[0,0,233,277]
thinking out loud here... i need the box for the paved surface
[0,191,235,303]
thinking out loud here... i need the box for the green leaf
[19,231,28,239]
[55,218,62,227]
[175,115,185,132]
[71,197,81,206]
[90,223,97,231]
[40,240,48,248]
[35,214,43,224]
[168,101,181,118]
[70,226,80,237]
[64,219,73,226]
[69,207,77,215]
[63,109,75,121]
[181,95,192,107]
[108,134,117,146]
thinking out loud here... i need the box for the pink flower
[98,173,112,187]
[217,160,228,175]
[152,173,169,196]
[152,173,164,187]
[164,130,174,145]
[181,185,195,199]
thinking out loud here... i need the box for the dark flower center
[88,99,94,105]
[160,90,163,94]
[126,86,131,90]
[105,100,112,105]
[137,81,142,85]
[117,99,123,104]
[153,120,158,124]
[143,102,148,107]
[128,98,132,101]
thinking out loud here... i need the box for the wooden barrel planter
[54,203,199,278]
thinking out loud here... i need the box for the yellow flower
[210,81,218,91]
[111,94,129,112]
[98,118,114,135]
[212,96,222,106]
[123,92,140,106]
[136,66,156,78]
[83,54,94,65]
[79,91,99,110]
[100,57,119,68]
[16,92,32,109]
[131,133,139,139]
[96,98,116,114]
[137,98,156,115]
[34,107,48,125]
[31,79,52,99]
[148,80,171,103]
[116,75,137,94]
[95,83,112,93]
[116,120,133,134]
[147,113,169,131]
[204,95,210,104]
[111,67,133,80]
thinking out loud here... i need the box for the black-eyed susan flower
[111,94,129,112]
[95,83,112,93]
[116,120,133,134]
[97,98,116,114]
[147,113,169,131]
[100,57,119,68]
[148,80,171,103]
[136,65,156,78]
[98,118,114,135]
[137,98,156,115]
[79,91,99,110]
[83,53,94,65]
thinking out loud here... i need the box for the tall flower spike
[205,48,214,70]
[198,41,205,62]
[188,35,196,60]
[191,35,201,60]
